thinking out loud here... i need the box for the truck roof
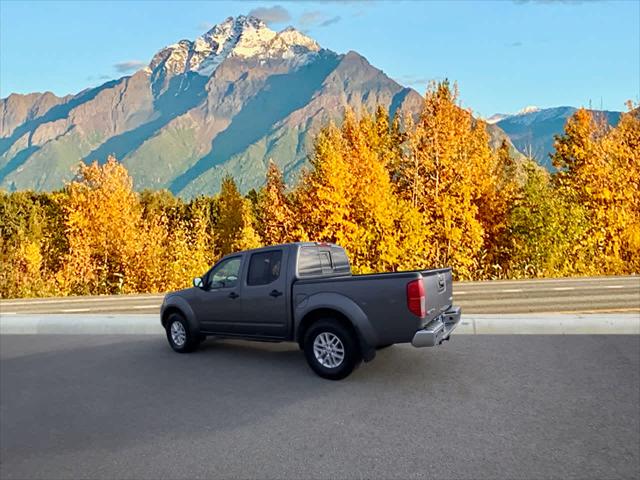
[226,242,339,256]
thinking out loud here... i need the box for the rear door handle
[228,292,239,299]
[269,290,283,298]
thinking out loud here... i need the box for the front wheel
[166,313,199,353]
[303,319,362,380]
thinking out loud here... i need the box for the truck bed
[293,267,454,345]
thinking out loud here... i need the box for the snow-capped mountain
[148,16,320,79]
[486,106,541,124]
[0,15,516,196]
[494,106,621,168]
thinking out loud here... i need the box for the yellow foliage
[217,176,262,256]
[293,109,428,273]
[256,160,306,245]
[2,89,637,299]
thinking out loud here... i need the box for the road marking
[455,292,467,295]
[553,287,575,291]
[604,285,626,289]
[1,312,17,315]
[0,296,164,306]
[45,305,160,313]
[552,308,640,314]
[500,289,523,293]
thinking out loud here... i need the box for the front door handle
[269,290,283,298]
[228,292,239,299]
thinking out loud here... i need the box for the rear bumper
[411,306,462,348]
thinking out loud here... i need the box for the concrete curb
[457,314,640,335]
[0,315,161,335]
[1,313,639,335]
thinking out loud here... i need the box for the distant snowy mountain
[0,15,518,196]
[493,106,622,169]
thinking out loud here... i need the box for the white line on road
[48,305,160,313]
[0,296,164,306]
[547,308,640,314]
[454,285,638,295]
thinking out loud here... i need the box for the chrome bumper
[411,306,462,348]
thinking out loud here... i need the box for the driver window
[207,257,241,289]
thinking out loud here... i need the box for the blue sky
[1,0,638,116]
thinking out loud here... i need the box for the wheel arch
[160,296,199,335]
[296,303,377,362]
[161,306,185,328]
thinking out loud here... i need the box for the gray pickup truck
[161,242,461,379]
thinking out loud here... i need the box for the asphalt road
[1,276,639,315]
[1,334,638,479]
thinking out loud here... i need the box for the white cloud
[299,11,342,28]
[248,5,291,25]
[114,60,146,73]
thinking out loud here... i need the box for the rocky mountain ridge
[0,15,517,197]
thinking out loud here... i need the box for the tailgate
[421,268,453,324]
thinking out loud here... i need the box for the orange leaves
[60,156,142,294]
[217,176,261,256]
[1,91,638,299]
[288,107,421,273]
[552,105,640,273]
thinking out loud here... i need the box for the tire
[303,319,362,380]
[165,313,199,353]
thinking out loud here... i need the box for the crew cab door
[237,248,288,338]
[197,255,244,334]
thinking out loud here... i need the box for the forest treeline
[1,81,638,298]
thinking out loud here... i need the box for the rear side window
[330,247,351,274]
[298,246,351,277]
[298,247,323,277]
[247,250,283,286]
[319,251,332,270]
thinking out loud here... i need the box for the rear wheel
[166,313,199,353]
[303,319,361,380]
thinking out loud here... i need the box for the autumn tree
[552,106,639,274]
[395,81,498,278]
[476,139,521,277]
[256,160,305,245]
[59,156,143,294]
[0,191,65,297]
[504,160,589,277]
[295,109,427,273]
[606,105,640,271]
[216,176,261,255]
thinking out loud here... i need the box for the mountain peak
[148,15,321,79]
[516,105,540,115]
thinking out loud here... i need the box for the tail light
[407,279,426,318]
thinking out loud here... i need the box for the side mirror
[193,277,204,288]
